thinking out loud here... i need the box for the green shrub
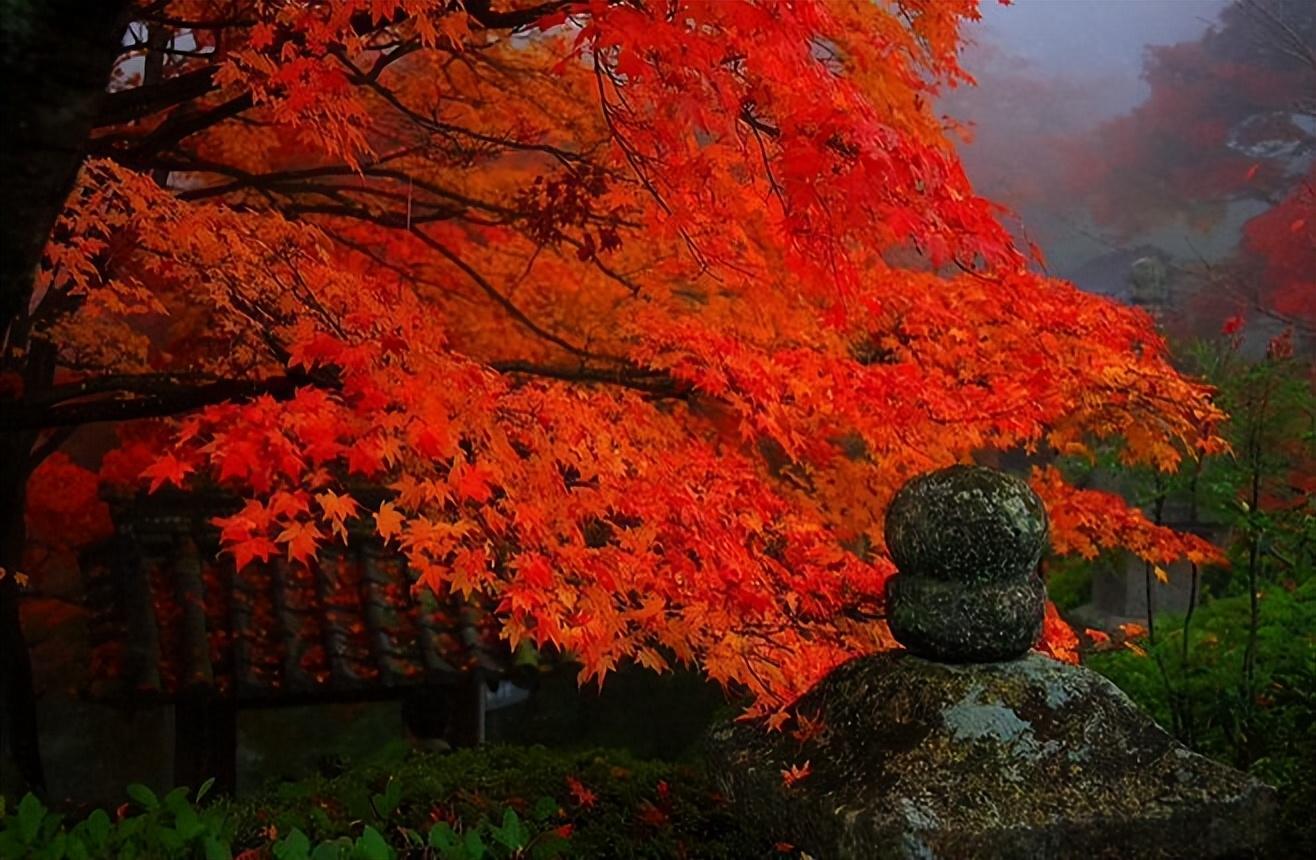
[228,745,771,859]
[1087,578,1316,849]
[0,780,229,860]
[1044,555,1097,612]
[3,747,782,859]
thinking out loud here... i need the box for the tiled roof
[83,491,530,703]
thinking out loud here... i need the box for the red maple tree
[2,0,1224,789]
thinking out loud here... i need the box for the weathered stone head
[884,465,1047,662]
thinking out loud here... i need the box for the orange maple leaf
[229,536,279,572]
[276,520,324,566]
[454,462,494,504]
[565,776,598,809]
[781,760,812,787]
[315,489,359,540]
[375,501,404,542]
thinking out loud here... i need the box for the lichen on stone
[708,648,1276,858]
[884,465,1047,662]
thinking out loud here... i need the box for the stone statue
[1129,255,1170,308]
[708,465,1275,859]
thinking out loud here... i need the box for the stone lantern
[1129,255,1170,311]
[709,465,1274,858]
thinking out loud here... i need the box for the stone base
[707,652,1275,859]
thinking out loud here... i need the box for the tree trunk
[0,0,130,337]
[173,686,237,795]
[0,433,42,791]
[0,0,129,794]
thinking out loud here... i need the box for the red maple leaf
[141,454,193,493]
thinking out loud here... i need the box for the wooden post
[445,672,486,747]
[173,685,237,793]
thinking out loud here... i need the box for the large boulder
[708,652,1276,859]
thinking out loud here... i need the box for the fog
[949,0,1235,267]
[940,0,1314,348]
[973,0,1229,118]
[947,0,1231,277]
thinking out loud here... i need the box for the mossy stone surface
[886,574,1044,662]
[707,653,1276,859]
[884,464,1047,584]
[884,465,1048,661]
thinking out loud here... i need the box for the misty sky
[970,0,1230,118]
[953,0,1246,279]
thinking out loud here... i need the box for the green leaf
[371,777,402,821]
[273,827,312,860]
[173,803,201,841]
[531,834,570,860]
[45,831,68,860]
[343,787,374,822]
[428,822,461,852]
[84,810,110,846]
[530,797,558,823]
[17,793,47,843]
[196,777,217,804]
[462,828,486,859]
[311,839,351,860]
[203,834,232,860]
[39,810,65,842]
[156,826,185,854]
[310,807,332,833]
[65,834,89,860]
[353,825,391,860]
[490,809,528,850]
[163,787,190,813]
[0,835,22,858]
[126,784,159,811]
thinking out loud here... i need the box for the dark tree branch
[489,359,687,398]
[329,49,586,165]
[1,0,133,351]
[95,67,220,127]
[1,372,329,432]
[407,226,607,361]
[212,190,620,364]
[94,91,255,161]
[32,372,253,407]
[174,161,522,221]
[465,0,574,31]
[135,13,258,31]
[25,427,78,476]
[1243,0,1316,73]
[97,0,577,134]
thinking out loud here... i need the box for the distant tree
[2,0,1222,790]
[1063,0,1315,336]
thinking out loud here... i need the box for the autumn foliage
[7,0,1227,713]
